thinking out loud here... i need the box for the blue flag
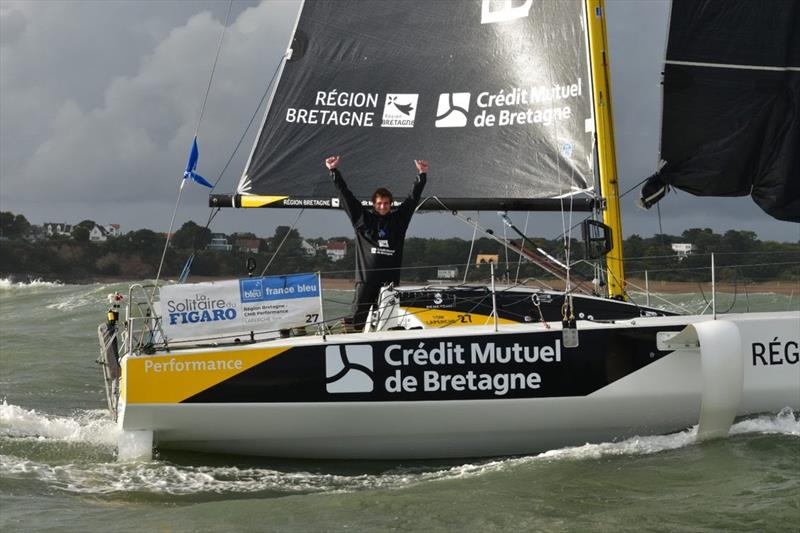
[183,136,213,188]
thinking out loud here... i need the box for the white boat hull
[117,312,799,459]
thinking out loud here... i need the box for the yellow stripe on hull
[124,346,289,404]
[400,307,519,328]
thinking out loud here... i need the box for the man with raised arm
[325,155,428,332]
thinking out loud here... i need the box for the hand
[414,159,428,173]
[325,155,341,170]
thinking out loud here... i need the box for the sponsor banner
[183,327,686,404]
[242,0,597,205]
[159,273,321,341]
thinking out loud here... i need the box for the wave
[534,407,798,462]
[0,454,502,496]
[0,277,64,290]
[44,284,114,311]
[729,406,800,436]
[1,402,795,497]
[0,401,118,447]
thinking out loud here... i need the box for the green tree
[172,221,212,250]
[75,219,96,229]
[71,226,90,242]
[128,229,164,257]
[0,212,31,239]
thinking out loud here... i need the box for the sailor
[325,155,428,331]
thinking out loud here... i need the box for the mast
[585,0,626,299]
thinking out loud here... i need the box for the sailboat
[99,0,799,460]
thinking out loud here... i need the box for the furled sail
[640,0,799,222]
[214,0,598,211]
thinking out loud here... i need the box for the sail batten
[230,0,599,211]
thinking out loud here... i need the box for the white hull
[116,312,799,459]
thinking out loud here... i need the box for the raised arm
[399,159,428,220]
[326,155,364,224]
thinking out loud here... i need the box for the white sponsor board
[159,273,321,341]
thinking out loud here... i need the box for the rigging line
[626,260,799,275]
[437,197,583,289]
[260,208,305,276]
[502,214,510,284]
[602,259,639,306]
[194,0,233,137]
[154,181,187,289]
[619,176,650,199]
[549,214,592,242]
[514,212,530,284]
[721,269,739,314]
[558,192,573,296]
[462,215,479,284]
[176,205,223,284]
[154,3,231,287]
[546,175,648,243]
[543,19,572,298]
[177,54,286,282]
[626,250,800,260]
[209,54,287,191]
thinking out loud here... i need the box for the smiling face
[372,195,392,216]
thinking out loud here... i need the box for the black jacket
[331,168,426,284]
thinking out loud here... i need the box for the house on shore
[324,240,348,261]
[43,222,72,237]
[207,233,232,252]
[89,224,121,242]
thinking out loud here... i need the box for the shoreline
[2,273,797,295]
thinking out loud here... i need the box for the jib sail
[213,0,599,211]
[640,0,799,222]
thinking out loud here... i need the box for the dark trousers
[351,280,391,329]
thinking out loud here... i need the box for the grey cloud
[0,0,795,244]
[1,0,298,215]
[0,7,26,46]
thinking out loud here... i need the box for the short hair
[372,187,393,203]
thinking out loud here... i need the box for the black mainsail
[640,0,799,222]
[211,0,600,211]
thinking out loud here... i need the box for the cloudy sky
[1,0,796,243]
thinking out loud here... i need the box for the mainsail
[212,0,599,211]
[640,0,799,222]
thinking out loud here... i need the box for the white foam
[0,401,118,447]
[1,406,796,496]
[44,284,112,310]
[534,428,697,462]
[729,406,800,436]
[0,278,64,290]
[533,409,798,463]
[0,453,495,495]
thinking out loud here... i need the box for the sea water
[1,279,798,532]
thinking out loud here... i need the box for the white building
[325,240,348,261]
[437,267,458,279]
[43,222,72,237]
[301,239,317,256]
[671,243,693,259]
[88,223,121,242]
[207,233,232,252]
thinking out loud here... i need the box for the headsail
[640,0,799,222]
[214,0,599,211]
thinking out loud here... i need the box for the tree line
[0,212,797,283]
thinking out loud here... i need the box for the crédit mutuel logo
[381,94,418,128]
[325,345,374,393]
[480,0,533,24]
[435,93,471,128]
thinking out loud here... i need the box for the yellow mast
[585,0,626,299]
